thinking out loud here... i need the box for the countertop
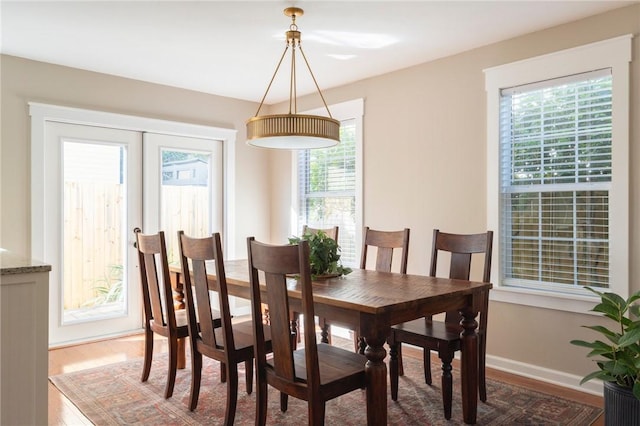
[0,250,52,275]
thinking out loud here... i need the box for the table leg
[460,308,479,424]
[177,337,186,369]
[171,272,187,369]
[363,333,388,426]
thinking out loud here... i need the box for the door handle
[132,227,142,248]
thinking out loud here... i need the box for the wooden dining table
[169,259,491,425]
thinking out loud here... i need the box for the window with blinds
[499,69,612,293]
[297,119,357,265]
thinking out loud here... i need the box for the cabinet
[0,250,51,425]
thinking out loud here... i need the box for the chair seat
[213,320,271,353]
[392,318,462,343]
[265,341,366,402]
[287,343,366,384]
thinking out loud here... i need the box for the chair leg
[245,359,254,395]
[309,401,326,426]
[164,335,178,398]
[189,351,203,411]
[280,392,288,412]
[141,327,153,382]
[388,340,400,401]
[256,369,268,426]
[479,335,487,402]
[223,365,239,426]
[423,348,432,385]
[221,362,227,383]
[439,350,454,420]
[397,342,404,376]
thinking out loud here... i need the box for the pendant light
[246,7,340,149]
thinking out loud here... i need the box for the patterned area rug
[50,344,601,425]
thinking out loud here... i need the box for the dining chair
[323,226,410,352]
[134,228,221,399]
[292,225,340,344]
[247,237,368,425]
[387,229,493,420]
[178,231,272,424]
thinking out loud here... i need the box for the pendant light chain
[246,7,340,149]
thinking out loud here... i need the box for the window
[485,35,631,313]
[294,99,363,267]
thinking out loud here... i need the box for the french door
[45,122,142,346]
[142,132,223,261]
[43,123,223,346]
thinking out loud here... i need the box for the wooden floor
[48,331,604,425]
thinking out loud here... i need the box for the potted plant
[570,287,640,425]
[288,230,352,279]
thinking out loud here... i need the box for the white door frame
[30,103,238,346]
[44,121,143,345]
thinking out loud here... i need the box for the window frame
[484,35,632,313]
[291,99,364,266]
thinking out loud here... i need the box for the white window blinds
[499,69,612,293]
[297,120,357,265]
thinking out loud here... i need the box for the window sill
[489,286,599,315]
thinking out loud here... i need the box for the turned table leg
[171,271,187,370]
[363,328,389,426]
[460,307,479,424]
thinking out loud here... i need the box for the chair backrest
[360,226,410,273]
[429,229,493,325]
[178,231,235,358]
[302,225,339,242]
[247,237,320,399]
[134,228,176,330]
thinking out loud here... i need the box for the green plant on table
[288,230,352,278]
[570,286,640,399]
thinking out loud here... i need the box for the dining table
[169,259,491,425]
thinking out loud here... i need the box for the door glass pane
[161,149,211,263]
[62,141,127,324]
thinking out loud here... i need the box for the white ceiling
[1,1,635,103]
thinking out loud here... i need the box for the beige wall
[268,4,640,381]
[0,55,272,257]
[1,3,638,390]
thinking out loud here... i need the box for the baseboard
[486,354,603,397]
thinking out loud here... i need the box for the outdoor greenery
[288,230,352,278]
[81,264,124,307]
[570,287,640,399]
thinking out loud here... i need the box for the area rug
[50,344,601,426]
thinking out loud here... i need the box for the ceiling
[1,1,635,104]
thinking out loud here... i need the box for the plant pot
[604,381,640,426]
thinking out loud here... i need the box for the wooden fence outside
[63,182,209,310]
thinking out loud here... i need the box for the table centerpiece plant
[288,230,352,279]
[570,286,640,424]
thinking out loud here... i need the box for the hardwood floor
[48,332,604,425]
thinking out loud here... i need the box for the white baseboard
[395,342,603,398]
[486,354,603,397]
